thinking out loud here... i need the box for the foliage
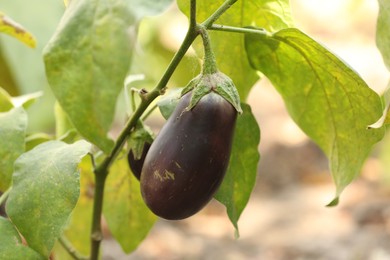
[0,0,388,259]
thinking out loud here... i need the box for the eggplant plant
[0,0,389,259]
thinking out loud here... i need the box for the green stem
[202,0,238,28]
[209,24,268,35]
[59,236,89,260]
[88,3,199,260]
[89,171,106,260]
[141,104,158,121]
[198,27,218,75]
[0,186,12,206]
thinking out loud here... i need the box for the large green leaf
[103,152,157,253]
[215,103,260,235]
[0,217,44,260]
[6,140,91,257]
[177,0,293,100]
[377,0,390,70]
[0,106,27,191]
[43,0,136,153]
[245,28,385,204]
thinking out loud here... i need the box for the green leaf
[11,91,43,109]
[128,0,174,21]
[6,140,91,257]
[177,0,293,100]
[0,217,44,260]
[157,87,183,120]
[377,0,390,70]
[0,106,27,191]
[0,87,13,112]
[103,152,157,253]
[0,11,36,48]
[215,103,260,236]
[245,28,385,204]
[43,0,136,153]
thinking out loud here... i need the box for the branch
[202,0,238,28]
[209,24,268,36]
[59,236,89,260]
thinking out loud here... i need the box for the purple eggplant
[140,90,237,220]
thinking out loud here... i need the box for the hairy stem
[198,27,218,75]
[59,236,89,260]
[209,24,268,35]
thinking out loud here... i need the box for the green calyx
[180,27,242,113]
[182,71,242,113]
[127,121,154,160]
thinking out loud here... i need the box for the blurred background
[1,0,390,259]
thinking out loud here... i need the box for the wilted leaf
[6,140,91,257]
[0,106,27,191]
[215,103,260,235]
[245,28,385,204]
[103,152,157,253]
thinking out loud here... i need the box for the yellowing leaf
[0,12,36,48]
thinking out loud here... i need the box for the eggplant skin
[140,91,237,220]
[127,142,151,180]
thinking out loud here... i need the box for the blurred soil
[102,0,390,259]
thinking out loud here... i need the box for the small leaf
[178,0,293,100]
[157,87,183,120]
[376,0,390,70]
[245,28,385,203]
[103,152,157,253]
[0,106,27,191]
[11,91,43,109]
[215,103,260,236]
[44,0,136,153]
[0,87,13,112]
[6,140,91,257]
[0,217,44,260]
[0,11,36,48]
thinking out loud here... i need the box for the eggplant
[140,90,237,220]
[127,142,151,180]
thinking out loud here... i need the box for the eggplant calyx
[181,72,242,113]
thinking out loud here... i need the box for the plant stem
[88,4,199,260]
[0,186,12,206]
[209,24,268,36]
[202,0,238,28]
[198,27,218,75]
[59,236,89,260]
[89,171,106,260]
